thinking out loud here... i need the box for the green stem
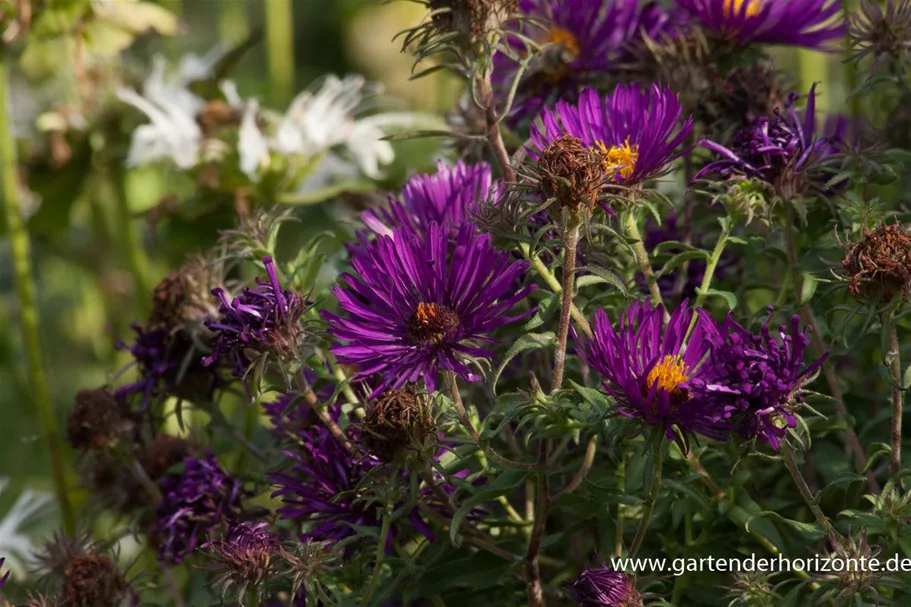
[628,436,663,557]
[524,441,549,607]
[888,319,903,477]
[625,211,664,310]
[111,168,150,307]
[519,242,591,338]
[264,0,295,104]
[682,226,730,343]
[0,51,74,534]
[362,502,393,607]
[614,452,625,557]
[552,215,581,392]
[781,442,843,548]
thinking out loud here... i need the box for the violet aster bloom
[700,311,827,449]
[494,0,676,124]
[154,452,243,564]
[0,557,8,590]
[324,222,535,394]
[672,0,845,48]
[204,256,307,377]
[575,300,730,440]
[361,160,498,239]
[570,567,643,607]
[530,84,693,187]
[698,84,844,198]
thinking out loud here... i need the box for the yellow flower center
[545,26,581,59]
[646,355,690,394]
[722,0,762,18]
[597,139,639,181]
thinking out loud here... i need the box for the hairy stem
[298,373,357,456]
[889,320,903,477]
[625,211,664,310]
[782,442,844,548]
[477,70,515,183]
[0,52,74,534]
[552,216,581,392]
[782,217,877,491]
[525,442,549,607]
[629,436,663,557]
[361,502,393,607]
[520,242,592,338]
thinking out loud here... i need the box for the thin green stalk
[781,442,843,548]
[362,502,393,607]
[0,52,74,534]
[888,320,903,477]
[111,168,150,307]
[519,242,591,338]
[628,436,663,557]
[614,453,625,557]
[264,0,295,104]
[625,211,664,310]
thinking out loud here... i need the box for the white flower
[0,478,52,582]
[238,99,269,182]
[117,47,228,170]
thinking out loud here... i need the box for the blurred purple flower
[575,300,731,441]
[361,160,498,239]
[494,0,677,124]
[202,521,282,600]
[324,222,535,394]
[700,311,827,449]
[698,83,845,197]
[571,566,643,606]
[529,84,693,187]
[0,557,9,590]
[154,452,243,564]
[672,0,845,48]
[204,256,307,377]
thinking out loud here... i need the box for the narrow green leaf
[492,332,555,392]
[799,272,818,304]
[449,470,529,546]
[655,250,710,278]
[696,288,737,310]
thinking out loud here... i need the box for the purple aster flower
[575,300,731,441]
[0,557,9,590]
[324,222,535,394]
[494,0,677,124]
[153,452,243,564]
[698,84,845,198]
[204,256,307,377]
[570,567,643,607]
[529,84,693,188]
[672,0,845,48]
[700,310,827,449]
[361,160,498,239]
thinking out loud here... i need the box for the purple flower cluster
[204,256,307,377]
[154,452,243,564]
[577,300,826,448]
[571,566,642,607]
[325,222,535,394]
[530,84,693,187]
[494,0,676,124]
[673,0,845,48]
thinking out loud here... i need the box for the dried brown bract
[535,135,605,214]
[842,223,911,305]
[363,386,438,463]
[66,388,132,451]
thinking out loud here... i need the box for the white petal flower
[238,100,270,182]
[0,478,52,582]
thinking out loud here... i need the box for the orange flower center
[722,0,762,18]
[407,302,459,345]
[597,138,639,181]
[646,355,690,394]
[545,26,581,59]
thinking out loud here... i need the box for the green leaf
[567,380,611,411]
[491,332,555,392]
[522,292,559,331]
[696,288,737,310]
[96,1,179,35]
[576,265,632,297]
[449,469,529,546]
[278,181,376,205]
[745,511,826,542]
[655,250,710,278]
[902,364,911,390]
[799,273,819,304]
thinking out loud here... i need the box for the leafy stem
[361,501,393,607]
[625,210,665,311]
[629,434,664,557]
[781,441,844,549]
[519,241,592,338]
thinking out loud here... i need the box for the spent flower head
[66,388,133,452]
[841,222,911,305]
[848,0,911,72]
[362,386,439,464]
[202,521,284,604]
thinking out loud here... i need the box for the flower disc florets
[204,256,308,377]
[363,386,439,463]
[570,567,644,607]
[842,223,911,305]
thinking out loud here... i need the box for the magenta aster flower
[570,567,643,607]
[700,311,827,449]
[575,300,731,441]
[361,160,498,239]
[698,84,845,197]
[529,84,693,187]
[204,256,307,377]
[494,0,677,124]
[672,0,845,48]
[154,452,243,564]
[324,222,535,394]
